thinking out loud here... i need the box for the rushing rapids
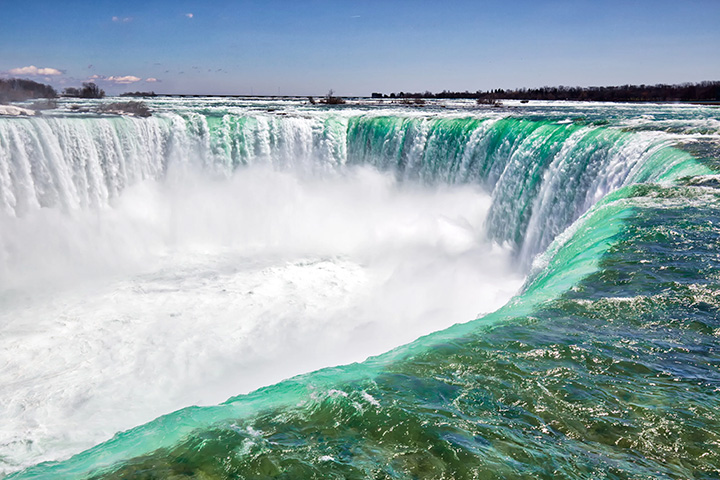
[1,99,719,479]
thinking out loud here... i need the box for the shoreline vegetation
[1,79,719,113]
[0,78,57,103]
[371,81,720,103]
[0,79,152,117]
[62,82,105,99]
[120,91,158,97]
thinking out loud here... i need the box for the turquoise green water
[3,100,719,479]
[36,183,717,480]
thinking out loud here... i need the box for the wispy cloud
[185,13,194,18]
[106,75,142,84]
[9,65,63,76]
[85,74,149,86]
[112,16,133,23]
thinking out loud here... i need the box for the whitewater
[1,98,719,479]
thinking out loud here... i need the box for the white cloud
[106,75,142,84]
[9,65,63,76]
[185,13,194,18]
[88,74,105,80]
[112,16,133,23]
[145,78,159,83]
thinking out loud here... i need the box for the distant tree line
[63,82,105,99]
[120,91,157,97]
[0,78,57,103]
[372,81,720,102]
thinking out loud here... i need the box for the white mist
[0,164,524,474]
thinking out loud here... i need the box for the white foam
[0,165,523,474]
[0,105,36,117]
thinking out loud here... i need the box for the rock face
[97,101,151,117]
[0,105,37,116]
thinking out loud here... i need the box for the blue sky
[1,0,718,95]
